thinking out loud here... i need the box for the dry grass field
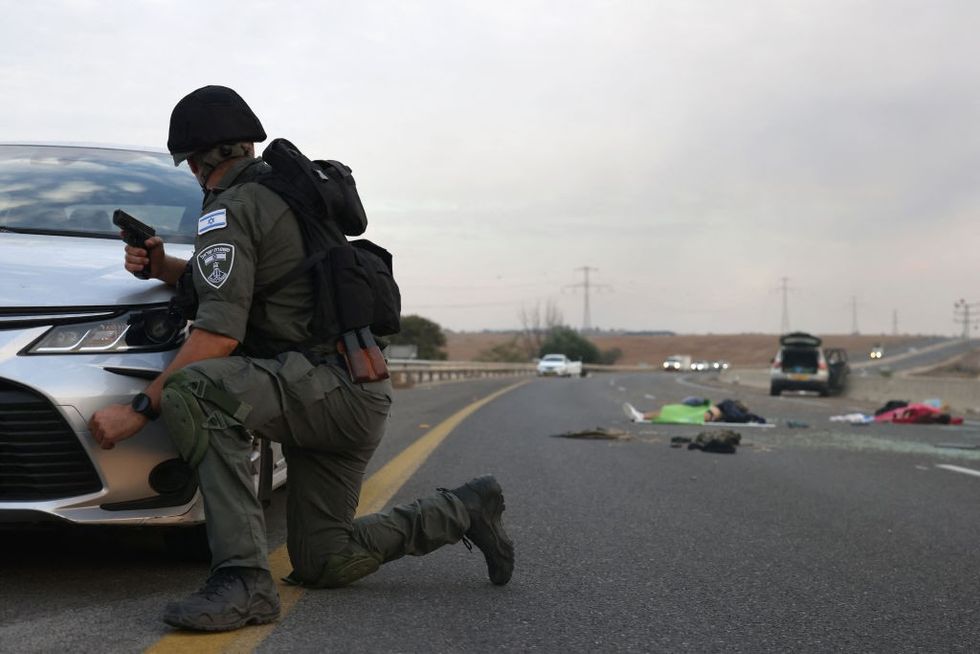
[445,331,923,367]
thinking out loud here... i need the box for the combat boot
[448,475,515,585]
[163,566,281,632]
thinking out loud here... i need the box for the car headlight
[25,308,186,355]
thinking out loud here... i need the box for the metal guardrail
[388,359,537,386]
[387,360,667,386]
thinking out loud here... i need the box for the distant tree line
[386,306,622,364]
[475,301,622,364]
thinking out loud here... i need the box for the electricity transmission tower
[564,266,611,332]
[953,299,980,339]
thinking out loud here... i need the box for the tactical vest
[172,142,401,367]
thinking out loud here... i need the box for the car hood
[0,232,193,307]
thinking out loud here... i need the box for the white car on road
[536,354,582,377]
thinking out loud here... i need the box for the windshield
[543,355,564,361]
[0,144,201,244]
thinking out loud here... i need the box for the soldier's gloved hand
[123,235,166,280]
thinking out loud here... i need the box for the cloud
[0,0,976,334]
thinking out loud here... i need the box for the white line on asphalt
[936,464,980,478]
[617,386,627,392]
[673,375,719,392]
[644,394,656,400]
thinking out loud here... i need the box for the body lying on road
[624,397,770,426]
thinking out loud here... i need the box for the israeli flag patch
[198,209,228,235]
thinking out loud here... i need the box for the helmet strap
[190,143,252,190]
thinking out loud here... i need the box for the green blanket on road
[651,402,710,424]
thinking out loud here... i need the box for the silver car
[0,144,285,552]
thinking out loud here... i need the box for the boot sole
[163,607,280,632]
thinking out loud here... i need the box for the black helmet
[167,85,266,165]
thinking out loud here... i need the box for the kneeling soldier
[87,85,514,632]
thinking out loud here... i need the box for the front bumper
[0,325,203,526]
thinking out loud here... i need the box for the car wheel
[163,524,211,562]
[818,387,830,397]
[769,384,781,397]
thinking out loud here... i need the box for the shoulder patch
[198,208,228,235]
[196,243,236,289]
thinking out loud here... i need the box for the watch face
[133,393,152,415]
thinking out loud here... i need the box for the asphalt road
[2,373,979,653]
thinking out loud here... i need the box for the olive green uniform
[162,157,471,587]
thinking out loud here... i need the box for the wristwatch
[131,392,160,420]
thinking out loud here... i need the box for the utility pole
[775,277,792,334]
[954,299,980,339]
[564,266,611,332]
[892,309,898,336]
[850,296,859,335]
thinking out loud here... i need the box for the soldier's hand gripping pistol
[112,209,156,280]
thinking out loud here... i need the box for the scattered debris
[786,420,810,429]
[553,427,632,441]
[830,413,875,425]
[669,436,693,448]
[687,430,741,454]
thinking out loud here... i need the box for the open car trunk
[781,348,819,373]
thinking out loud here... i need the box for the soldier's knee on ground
[160,369,216,468]
[291,547,382,589]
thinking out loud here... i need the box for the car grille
[0,380,102,500]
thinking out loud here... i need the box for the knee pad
[161,372,211,468]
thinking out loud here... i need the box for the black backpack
[255,138,401,341]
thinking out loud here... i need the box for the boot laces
[195,569,241,600]
[439,486,475,552]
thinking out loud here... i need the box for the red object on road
[874,403,964,425]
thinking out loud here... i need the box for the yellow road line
[146,379,528,654]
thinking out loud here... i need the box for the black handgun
[112,209,156,279]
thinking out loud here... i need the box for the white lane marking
[644,394,656,400]
[673,375,719,392]
[617,386,627,392]
[936,464,980,478]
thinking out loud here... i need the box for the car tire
[769,384,781,397]
[818,387,830,397]
[163,524,211,562]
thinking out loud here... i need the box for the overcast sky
[2,0,977,335]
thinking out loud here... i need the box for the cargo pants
[167,351,471,586]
